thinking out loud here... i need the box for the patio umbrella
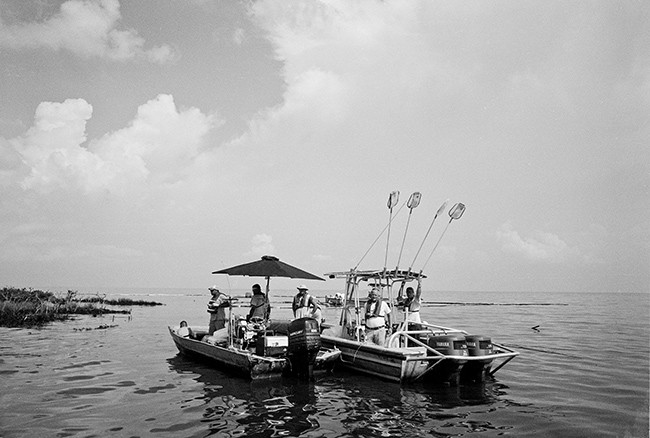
[212,255,324,296]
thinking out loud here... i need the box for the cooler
[255,333,288,357]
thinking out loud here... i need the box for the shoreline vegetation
[0,287,163,328]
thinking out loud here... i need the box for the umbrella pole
[265,276,270,297]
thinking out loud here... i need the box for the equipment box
[256,335,288,357]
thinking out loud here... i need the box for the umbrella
[212,255,324,295]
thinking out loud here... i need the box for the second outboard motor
[461,335,494,383]
[287,317,321,379]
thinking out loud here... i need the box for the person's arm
[291,296,298,313]
[384,302,392,328]
[415,282,422,302]
[396,283,405,304]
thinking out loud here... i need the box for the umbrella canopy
[212,255,324,294]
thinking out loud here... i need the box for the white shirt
[365,300,391,328]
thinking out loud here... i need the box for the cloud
[233,27,246,45]
[4,94,217,194]
[248,234,275,257]
[0,0,175,63]
[496,222,582,263]
[0,240,143,263]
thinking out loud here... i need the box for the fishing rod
[396,199,448,301]
[384,191,399,270]
[409,199,449,271]
[354,192,407,269]
[419,202,466,274]
[395,192,421,273]
[380,191,400,302]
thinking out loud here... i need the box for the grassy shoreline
[0,287,163,328]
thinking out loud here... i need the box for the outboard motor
[461,335,494,383]
[287,317,321,379]
[427,334,468,385]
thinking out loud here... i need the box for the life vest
[293,293,311,311]
[403,296,420,312]
[365,299,383,317]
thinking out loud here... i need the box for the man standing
[207,286,230,335]
[364,287,392,346]
[292,284,318,319]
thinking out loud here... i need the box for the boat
[324,292,344,307]
[319,192,519,385]
[169,317,340,380]
[169,256,340,379]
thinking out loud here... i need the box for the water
[1,289,648,437]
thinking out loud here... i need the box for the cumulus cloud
[496,222,582,263]
[0,0,175,63]
[4,94,216,194]
[232,27,246,45]
[248,234,275,257]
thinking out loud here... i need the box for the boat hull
[169,327,340,380]
[321,334,464,384]
[321,332,517,385]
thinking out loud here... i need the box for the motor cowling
[428,334,469,357]
[287,317,321,379]
[465,335,493,356]
[461,335,494,383]
[426,334,468,386]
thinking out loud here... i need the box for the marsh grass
[0,288,161,328]
[78,296,163,306]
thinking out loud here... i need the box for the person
[310,301,324,326]
[292,284,318,319]
[364,287,392,346]
[178,320,191,338]
[207,286,230,335]
[400,285,422,323]
[247,283,270,322]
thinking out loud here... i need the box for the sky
[0,0,648,294]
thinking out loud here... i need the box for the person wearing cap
[207,286,230,335]
[364,287,392,346]
[247,283,270,322]
[292,284,318,319]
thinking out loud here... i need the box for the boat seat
[191,329,208,340]
[266,320,291,335]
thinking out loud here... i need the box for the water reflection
[167,355,504,437]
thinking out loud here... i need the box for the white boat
[319,192,519,385]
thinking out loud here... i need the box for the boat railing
[387,328,520,378]
[487,342,519,375]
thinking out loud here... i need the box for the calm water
[1,289,648,438]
